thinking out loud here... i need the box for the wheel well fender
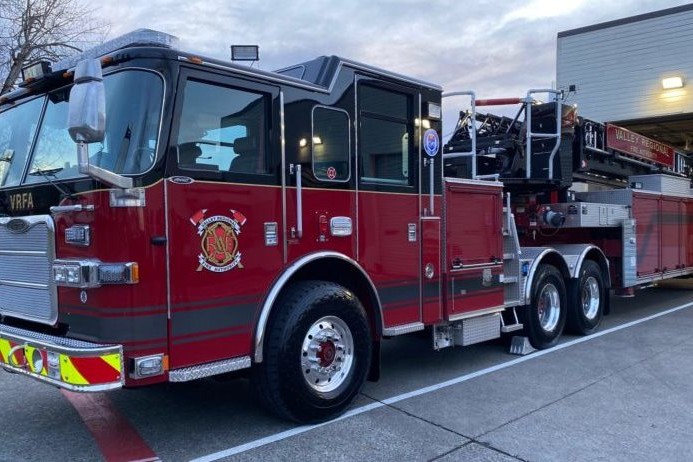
[253,252,384,363]
[566,246,611,288]
[522,249,571,305]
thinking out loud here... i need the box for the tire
[521,264,567,349]
[253,280,371,423]
[567,260,605,335]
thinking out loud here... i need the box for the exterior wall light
[662,76,684,89]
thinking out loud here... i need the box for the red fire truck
[1,29,692,423]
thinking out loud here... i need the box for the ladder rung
[503,253,515,260]
[501,276,518,284]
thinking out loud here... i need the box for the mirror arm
[77,141,89,174]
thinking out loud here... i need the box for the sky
[98,0,691,132]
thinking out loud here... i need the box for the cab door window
[311,106,350,182]
[177,79,270,174]
[358,84,413,187]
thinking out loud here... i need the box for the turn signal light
[98,263,139,284]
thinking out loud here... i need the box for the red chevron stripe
[69,357,120,384]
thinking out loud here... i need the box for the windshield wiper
[28,167,63,176]
[28,167,74,199]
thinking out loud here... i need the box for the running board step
[169,356,251,382]
[501,323,523,333]
[383,322,424,337]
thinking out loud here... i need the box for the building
[556,4,693,153]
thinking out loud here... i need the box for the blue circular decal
[424,129,439,157]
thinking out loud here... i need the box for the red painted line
[62,390,160,462]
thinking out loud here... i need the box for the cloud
[96,0,691,129]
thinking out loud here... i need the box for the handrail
[442,91,477,178]
[525,89,562,180]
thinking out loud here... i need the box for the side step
[501,323,523,334]
[500,306,523,333]
[168,356,251,382]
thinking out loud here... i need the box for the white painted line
[190,300,693,462]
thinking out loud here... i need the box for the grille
[0,215,57,325]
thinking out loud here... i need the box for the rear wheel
[253,280,371,423]
[522,264,567,349]
[567,260,605,335]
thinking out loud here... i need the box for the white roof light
[231,45,259,62]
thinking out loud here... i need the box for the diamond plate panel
[454,313,501,346]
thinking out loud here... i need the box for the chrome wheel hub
[537,283,560,332]
[581,276,600,320]
[301,316,354,393]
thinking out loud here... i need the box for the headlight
[53,265,67,283]
[53,263,82,285]
[66,265,82,284]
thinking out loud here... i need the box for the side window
[312,106,350,182]
[358,85,412,186]
[177,80,269,174]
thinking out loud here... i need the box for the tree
[0,0,109,94]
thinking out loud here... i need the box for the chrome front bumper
[0,323,123,392]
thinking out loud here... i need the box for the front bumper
[0,324,123,392]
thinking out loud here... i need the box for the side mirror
[68,59,105,175]
[68,59,105,144]
[67,59,132,189]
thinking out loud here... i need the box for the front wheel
[567,260,605,335]
[521,264,567,349]
[253,280,371,423]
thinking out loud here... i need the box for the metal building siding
[557,9,693,123]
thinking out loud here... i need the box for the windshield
[0,69,163,188]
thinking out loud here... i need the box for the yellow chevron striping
[0,339,10,364]
[101,353,121,373]
[60,355,89,385]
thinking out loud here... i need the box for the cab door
[165,68,283,369]
[283,95,357,265]
[355,78,421,328]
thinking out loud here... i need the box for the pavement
[2,279,693,461]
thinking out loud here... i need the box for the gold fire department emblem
[190,209,247,272]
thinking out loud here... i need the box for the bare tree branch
[0,0,109,94]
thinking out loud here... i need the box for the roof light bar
[55,29,180,71]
